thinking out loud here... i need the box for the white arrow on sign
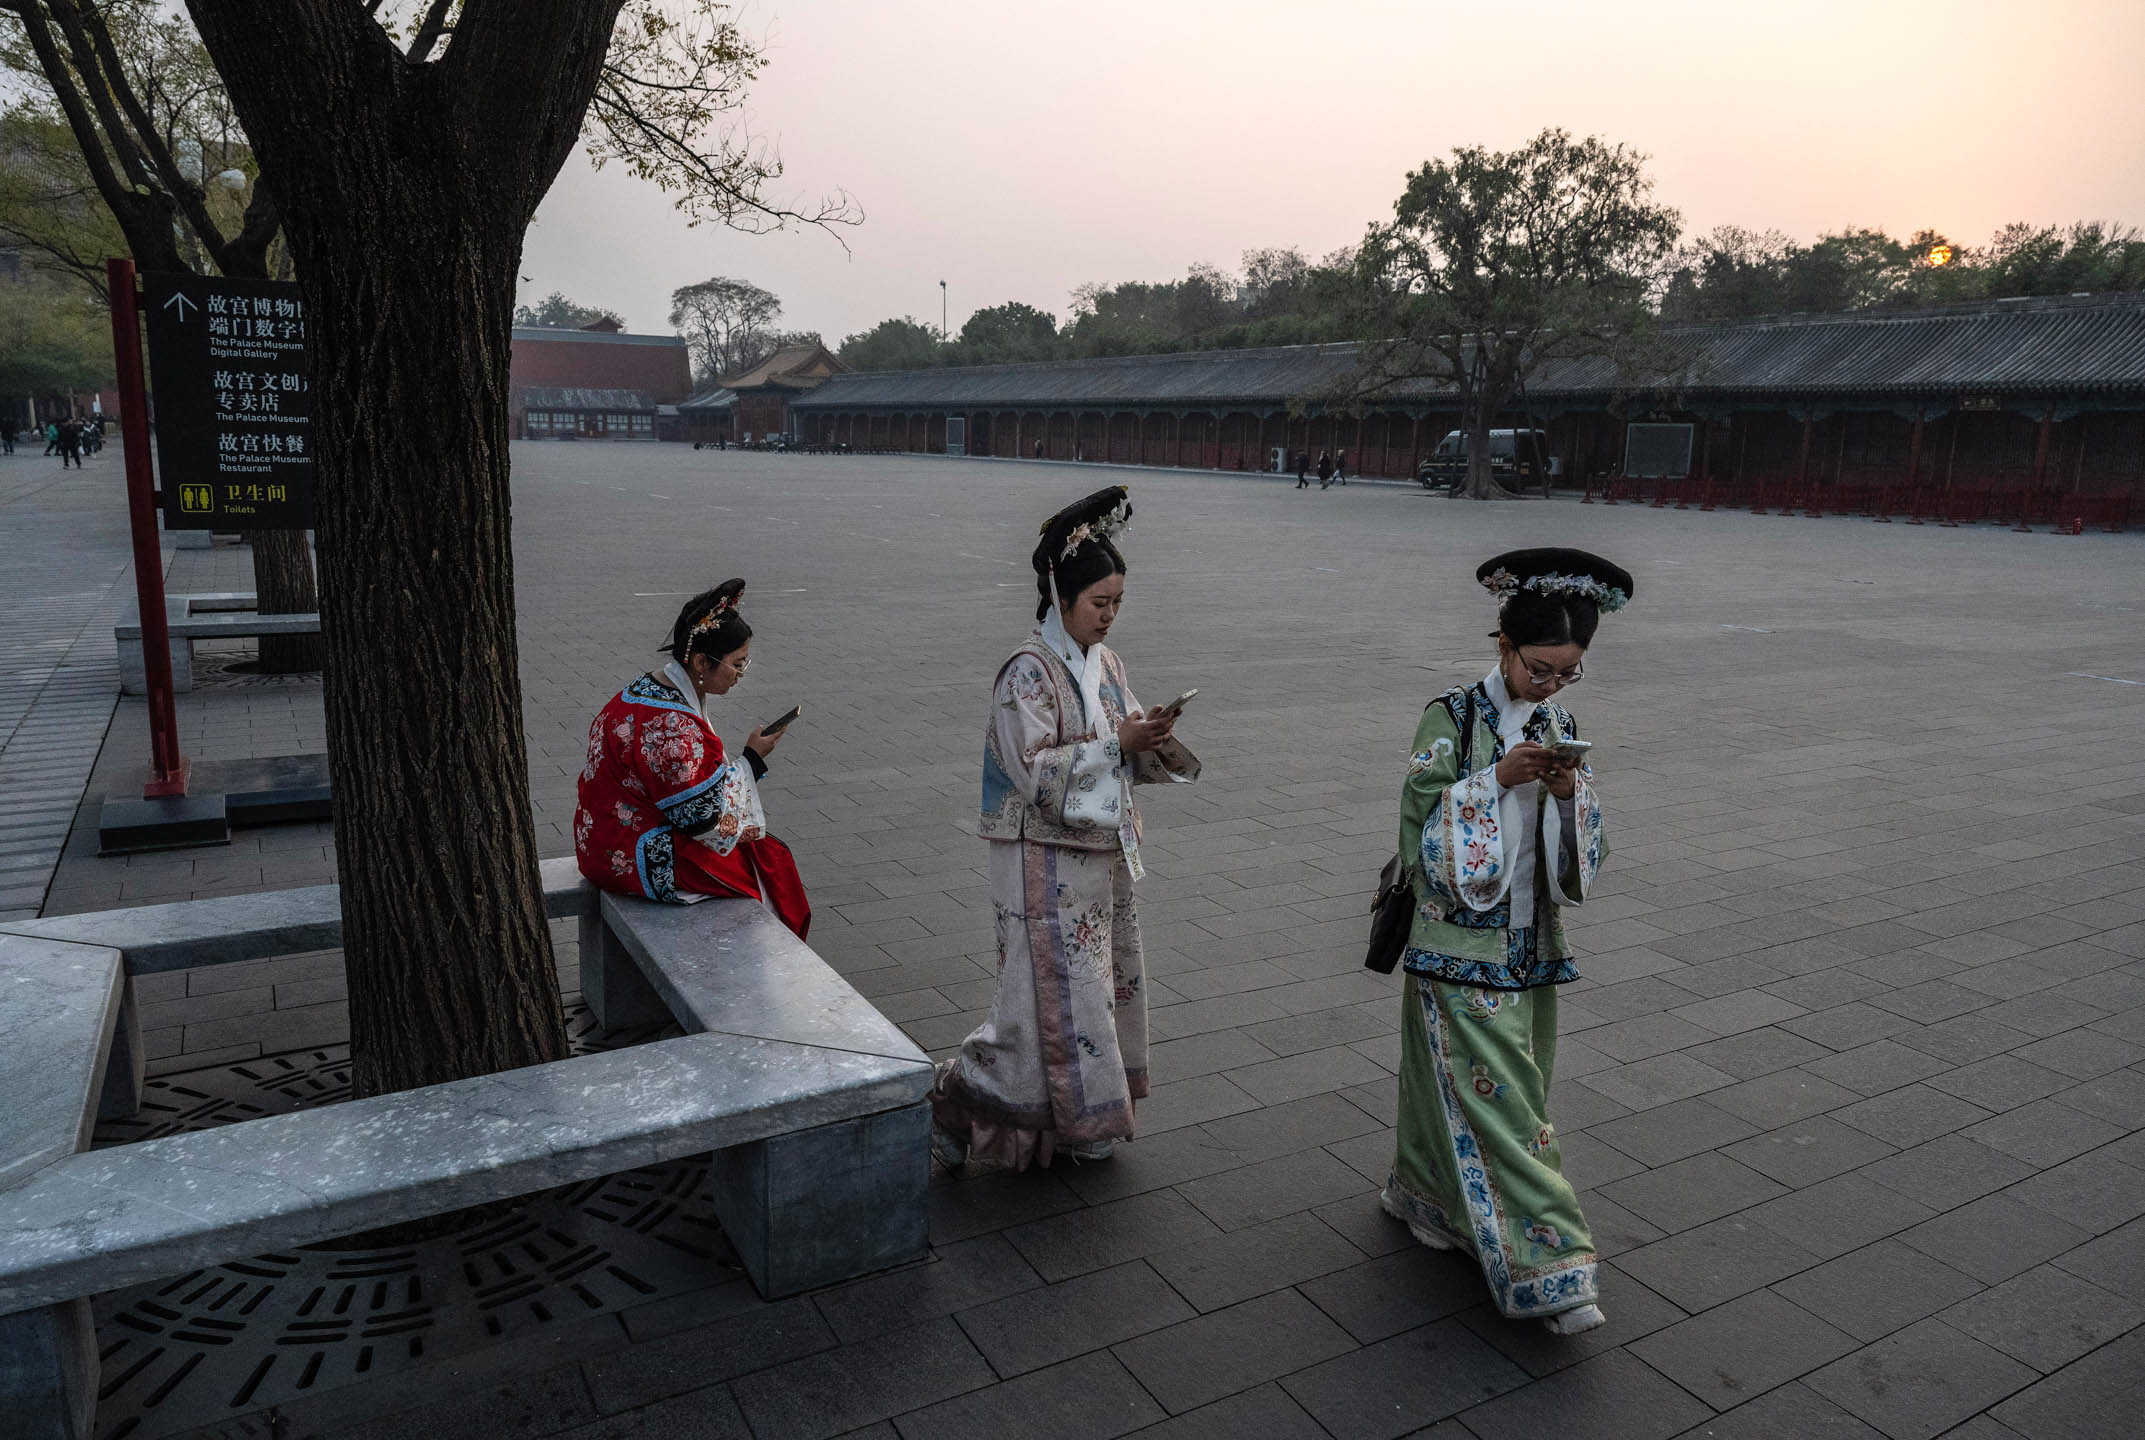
[162,292,197,322]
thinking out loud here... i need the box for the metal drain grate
[89,1003,732,1440]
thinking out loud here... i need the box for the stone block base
[713,1100,931,1299]
[0,1299,96,1440]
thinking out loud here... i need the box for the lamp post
[940,279,947,343]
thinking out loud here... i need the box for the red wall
[509,334,691,404]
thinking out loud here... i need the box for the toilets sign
[144,273,314,530]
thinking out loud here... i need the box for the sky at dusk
[517,0,2145,346]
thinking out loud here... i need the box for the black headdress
[1032,485,1133,572]
[1476,549,1634,613]
[661,578,747,657]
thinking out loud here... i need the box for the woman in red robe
[574,579,810,937]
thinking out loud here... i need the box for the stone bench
[0,860,931,1439]
[115,592,322,695]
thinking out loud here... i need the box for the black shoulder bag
[1365,690,1474,973]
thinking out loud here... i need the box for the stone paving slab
[21,446,2145,1439]
[0,449,133,920]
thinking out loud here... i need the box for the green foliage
[836,250,1356,373]
[1663,221,2145,320]
[0,2,279,281]
[0,110,133,299]
[514,290,627,329]
[836,315,945,372]
[1347,128,1681,410]
[0,267,113,402]
[957,301,1057,364]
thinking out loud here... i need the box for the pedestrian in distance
[1381,547,1634,1337]
[0,416,16,454]
[1295,450,1310,487]
[57,418,83,469]
[43,420,59,455]
[1335,448,1348,485]
[1317,449,1333,488]
[1034,438,1045,459]
[930,485,1200,1171]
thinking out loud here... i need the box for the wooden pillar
[2018,409,2054,531]
[1790,412,1813,513]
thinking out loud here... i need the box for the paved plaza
[5,441,2145,1439]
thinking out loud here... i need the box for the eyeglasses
[1514,650,1583,688]
[721,654,751,675]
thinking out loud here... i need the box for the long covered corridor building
[788,294,2145,518]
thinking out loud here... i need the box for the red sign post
[107,257,189,798]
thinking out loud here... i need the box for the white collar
[1040,607,1087,670]
[1040,608,1115,747]
[1484,665,1538,739]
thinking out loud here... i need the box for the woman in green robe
[1382,547,1632,1335]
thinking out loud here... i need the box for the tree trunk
[183,0,631,1098]
[245,528,323,671]
[311,209,567,1098]
[1463,407,1510,500]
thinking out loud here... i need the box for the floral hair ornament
[681,578,747,647]
[1032,486,1136,613]
[1475,548,1635,615]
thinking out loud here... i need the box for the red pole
[107,257,188,798]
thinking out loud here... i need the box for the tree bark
[185,0,630,1097]
[1463,404,1519,500]
[245,528,323,671]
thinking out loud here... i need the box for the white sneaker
[1379,1188,1458,1251]
[1541,1304,1607,1335]
[1062,1139,1117,1162]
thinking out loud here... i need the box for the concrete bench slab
[0,1028,924,1315]
[114,592,323,695]
[0,859,933,1435]
[0,939,122,1193]
[592,892,929,1065]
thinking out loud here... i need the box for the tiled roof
[678,387,737,412]
[514,386,655,411]
[791,293,2145,411]
[714,343,847,391]
[511,327,688,349]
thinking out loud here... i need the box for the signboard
[1622,422,1693,479]
[1959,394,2003,412]
[144,273,314,530]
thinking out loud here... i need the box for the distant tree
[838,315,945,371]
[956,300,1057,363]
[0,110,132,301]
[514,290,626,329]
[666,274,784,381]
[1660,226,1797,321]
[1344,128,1681,499]
[1238,246,1311,319]
[1978,221,2145,298]
[0,264,111,402]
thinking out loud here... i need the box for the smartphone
[1149,689,1199,718]
[761,705,802,736]
[1544,738,1592,763]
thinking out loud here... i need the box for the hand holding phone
[1543,738,1591,765]
[761,704,803,736]
[1149,689,1198,719]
